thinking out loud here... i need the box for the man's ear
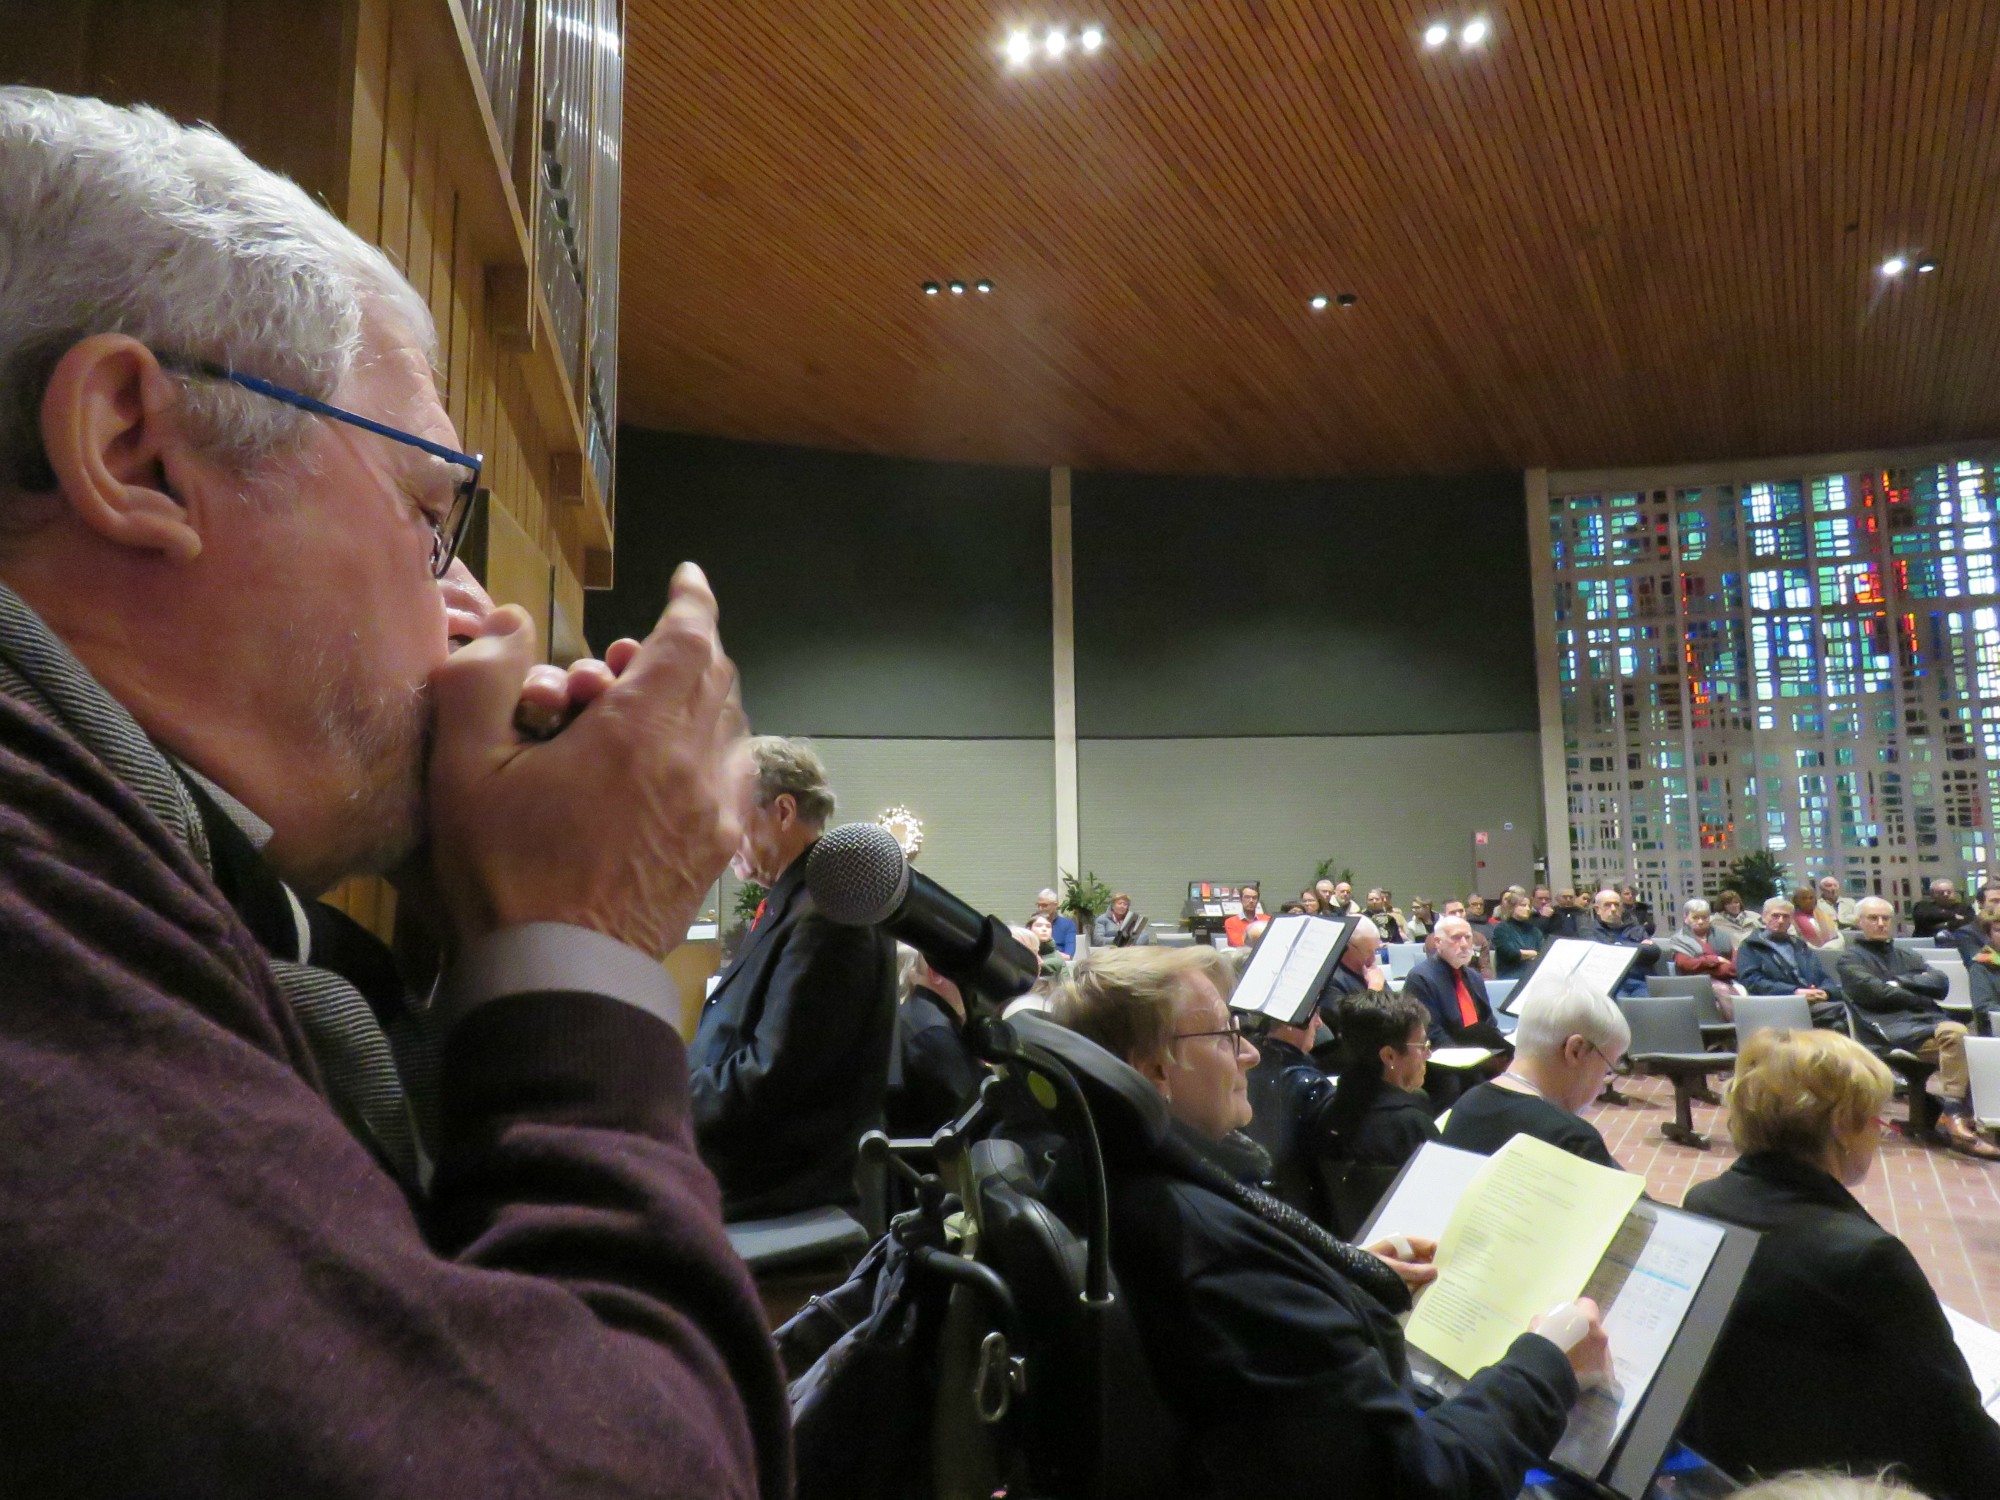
[39,334,204,563]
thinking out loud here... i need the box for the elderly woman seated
[1680,1029,2000,1498]
[1047,947,1607,1500]
[1440,979,1627,1168]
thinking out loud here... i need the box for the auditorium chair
[1616,997,1735,1150]
[1731,994,1814,1050]
[1839,1003,1944,1143]
[1644,975,1735,1048]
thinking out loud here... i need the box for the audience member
[1092,890,1153,948]
[1242,1008,1342,1219]
[692,736,898,1218]
[1464,893,1496,940]
[1364,887,1406,942]
[0,90,783,1493]
[1441,980,1627,1168]
[1031,887,1079,956]
[1221,882,1269,947]
[1322,879,1360,916]
[1573,888,1661,995]
[1314,877,1339,912]
[1710,889,1758,944]
[1833,898,1997,1160]
[1681,1028,2000,1497]
[1790,886,1841,949]
[1619,882,1658,936]
[1028,912,1070,980]
[1406,897,1437,940]
[1528,885,1577,941]
[1327,990,1442,1174]
[1945,880,2000,961]
[1296,888,1322,916]
[1314,914,1388,1037]
[885,944,985,1138]
[1432,898,1495,973]
[1490,891,1544,979]
[1048,948,1606,1500]
[1405,917,1511,1053]
[1815,875,1860,929]
[1912,877,1974,941]
[1664,898,1744,1019]
[1735,897,1846,1026]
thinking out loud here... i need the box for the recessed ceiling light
[1310,295,1330,311]
[1080,25,1104,52]
[1880,256,1908,277]
[975,279,994,293]
[1046,27,1068,59]
[1461,16,1490,47]
[1422,21,1450,48]
[923,281,940,296]
[1917,259,1937,274]
[949,281,966,295]
[1003,29,1033,67]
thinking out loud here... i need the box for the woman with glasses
[1046,948,1608,1500]
[1328,990,1441,1172]
[1440,978,1627,1168]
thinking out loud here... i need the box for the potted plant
[1060,870,1115,941]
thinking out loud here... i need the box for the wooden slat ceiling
[621,0,2000,477]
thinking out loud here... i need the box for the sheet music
[1228,914,1346,1022]
[1942,1305,2000,1417]
[1359,1142,1493,1247]
[1430,1047,1499,1069]
[1501,937,1636,1015]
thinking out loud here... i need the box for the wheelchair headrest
[1007,1011,1173,1160]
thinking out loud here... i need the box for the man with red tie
[1403,916,1511,1053]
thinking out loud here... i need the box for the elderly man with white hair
[1031,885,1079,955]
[1834,897,1999,1159]
[0,90,782,1493]
[1312,913,1388,1044]
[1736,895,1846,1026]
[1441,980,1628,1168]
[1815,875,1860,930]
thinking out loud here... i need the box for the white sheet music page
[1942,1305,2000,1417]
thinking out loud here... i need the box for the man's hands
[427,562,747,960]
[1364,960,1390,992]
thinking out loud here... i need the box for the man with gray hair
[690,735,898,1216]
[1441,979,1629,1168]
[0,89,784,1493]
[1736,895,1845,1026]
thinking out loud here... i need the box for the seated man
[1735,896,1845,1027]
[1403,916,1511,1052]
[1441,980,1627,1169]
[1663,898,1744,1018]
[1322,878,1360,916]
[1573,888,1661,995]
[1815,874,1860,930]
[1426,897,1494,973]
[1529,884,1576,941]
[690,736,898,1219]
[1242,1007,1342,1220]
[1911,878,1974,941]
[1833,898,1999,1160]
[1222,882,1266,947]
[1618,883,1657,936]
[1945,880,2000,961]
[1091,890,1152,948]
[1313,914,1387,1044]
[1362,887,1405,942]
[1031,886,1079,956]
[0,90,781,1492]
[885,945,985,1138]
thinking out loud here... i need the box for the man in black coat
[1572,889,1661,996]
[690,738,897,1219]
[1834,898,1998,1159]
[1911,877,1975,941]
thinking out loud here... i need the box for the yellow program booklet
[1404,1134,1644,1379]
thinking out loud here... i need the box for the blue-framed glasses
[158,355,482,579]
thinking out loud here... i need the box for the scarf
[0,583,428,1189]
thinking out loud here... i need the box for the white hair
[1683,899,1711,918]
[1511,977,1630,1063]
[1036,888,1060,904]
[0,88,433,494]
[1349,914,1380,945]
[1762,896,1795,916]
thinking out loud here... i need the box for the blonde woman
[1679,1029,2000,1496]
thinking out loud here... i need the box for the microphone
[805,823,1039,1000]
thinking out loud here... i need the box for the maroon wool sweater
[0,692,789,1497]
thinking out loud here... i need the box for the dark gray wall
[1071,469,1536,737]
[591,430,1054,738]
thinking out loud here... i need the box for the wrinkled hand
[1365,1235,1438,1291]
[427,562,746,960]
[1364,961,1390,992]
[1531,1297,1611,1383]
[1801,987,1829,1001]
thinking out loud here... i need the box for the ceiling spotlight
[923,281,940,296]
[1461,16,1490,47]
[1003,29,1033,66]
[1046,27,1068,58]
[1310,295,1329,311]
[1880,256,1907,277]
[1080,25,1104,52]
[1336,292,1358,307]
[975,279,994,293]
[949,280,966,295]
[1917,259,1937,274]
[1422,21,1450,48]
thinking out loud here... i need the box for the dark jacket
[1403,956,1503,1049]
[1490,918,1543,979]
[1572,915,1659,994]
[1682,1151,2000,1500]
[1913,898,1975,941]
[1833,937,1952,1049]
[1735,929,1843,999]
[1529,907,1577,941]
[0,673,787,1497]
[690,847,898,1219]
[1243,1035,1340,1217]
[1440,1081,1620,1169]
[1096,1141,1579,1500]
[885,986,982,1138]
[1342,1085,1441,1171]
[1314,961,1370,1037]
[1946,919,1990,962]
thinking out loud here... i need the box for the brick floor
[1580,1071,2000,1326]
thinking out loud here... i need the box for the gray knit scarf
[0,582,427,1189]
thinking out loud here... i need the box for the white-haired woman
[1440,979,1628,1168]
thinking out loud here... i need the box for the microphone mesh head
[804,822,910,926]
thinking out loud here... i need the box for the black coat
[1098,1150,1578,1500]
[1440,1082,1620,1169]
[1832,937,1953,1049]
[689,848,897,1220]
[1913,898,1976,941]
[1404,956,1507,1050]
[1342,1085,1441,1170]
[1243,1035,1340,1217]
[1681,1152,2000,1500]
[885,986,981,1138]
